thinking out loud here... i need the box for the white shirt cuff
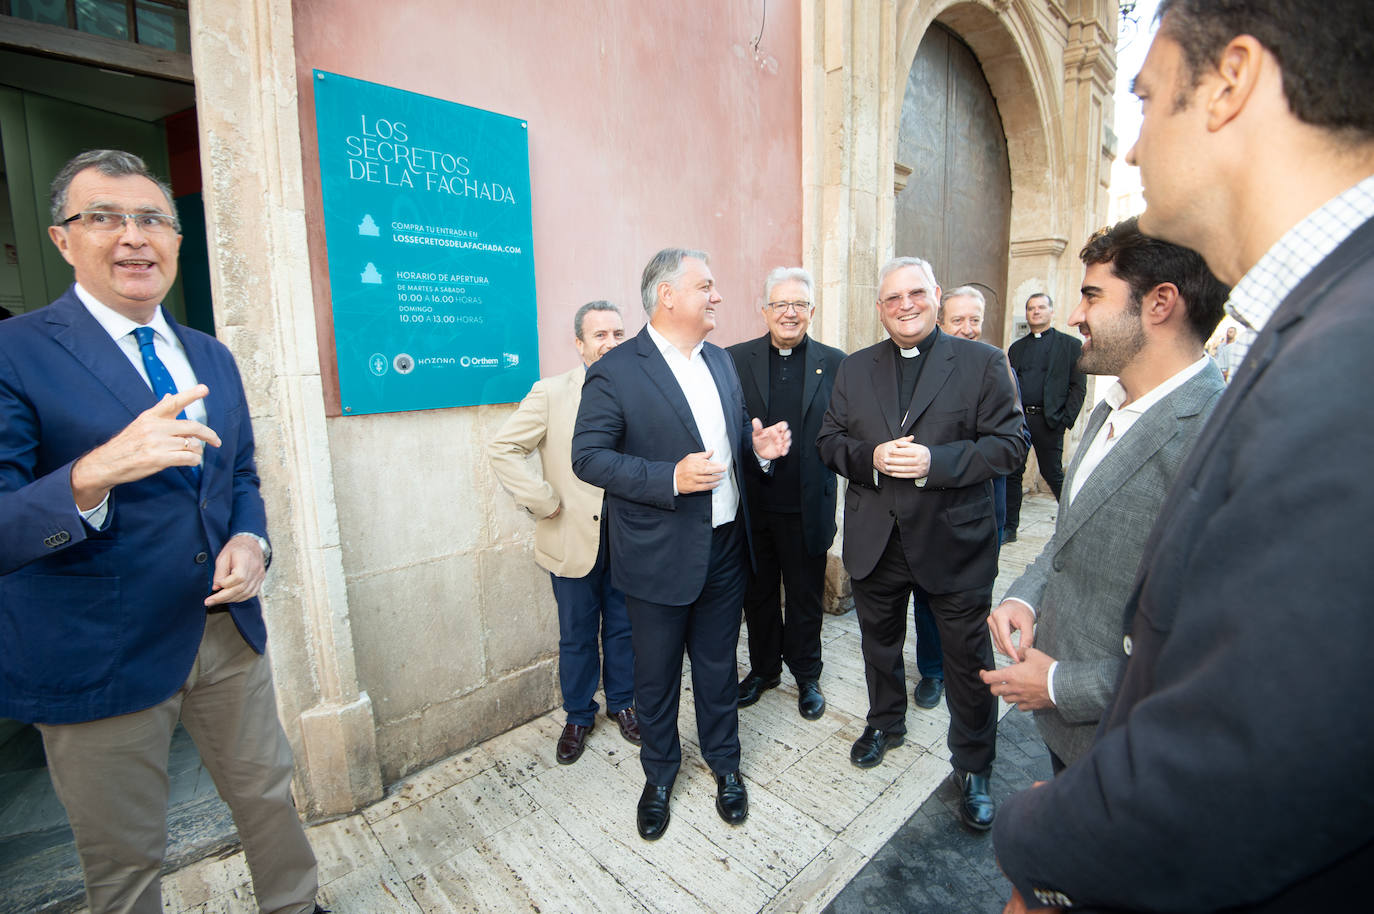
[1046,660,1059,706]
[1003,596,1038,619]
[79,494,111,530]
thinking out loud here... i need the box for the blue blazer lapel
[46,291,157,423]
[634,327,704,449]
[704,343,742,434]
[171,316,220,492]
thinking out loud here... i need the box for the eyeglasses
[766,300,812,313]
[58,211,180,234]
[880,289,931,309]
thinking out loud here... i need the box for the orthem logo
[459,355,500,368]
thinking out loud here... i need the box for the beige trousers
[38,613,318,914]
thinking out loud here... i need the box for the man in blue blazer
[573,248,791,841]
[0,150,318,914]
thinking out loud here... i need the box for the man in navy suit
[0,150,318,914]
[573,248,791,841]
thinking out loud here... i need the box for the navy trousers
[548,543,634,726]
[625,520,746,786]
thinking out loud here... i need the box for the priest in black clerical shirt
[817,256,1025,831]
[728,268,846,721]
[1004,293,1085,541]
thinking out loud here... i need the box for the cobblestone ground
[823,708,1051,914]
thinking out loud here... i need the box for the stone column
[189,0,382,818]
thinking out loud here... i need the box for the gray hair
[877,256,939,295]
[938,285,986,321]
[641,248,709,317]
[763,266,814,304]
[50,149,178,228]
[573,299,622,339]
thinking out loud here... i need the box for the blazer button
[888,509,895,517]
[195,552,209,564]
[1122,634,1133,656]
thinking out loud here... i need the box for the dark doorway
[895,22,1012,346]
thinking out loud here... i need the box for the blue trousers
[549,549,633,726]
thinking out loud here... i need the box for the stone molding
[188,0,382,817]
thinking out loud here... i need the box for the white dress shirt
[74,285,205,528]
[646,323,740,527]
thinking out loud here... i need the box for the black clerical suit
[1005,326,1084,531]
[728,335,845,685]
[817,328,1025,774]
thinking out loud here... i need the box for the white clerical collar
[1033,331,1044,338]
[899,346,919,359]
[777,348,793,357]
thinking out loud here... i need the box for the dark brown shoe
[609,707,642,745]
[556,722,592,764]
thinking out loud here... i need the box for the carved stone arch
[891,0,1070,345]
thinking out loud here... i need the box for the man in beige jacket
[488,300,638,764]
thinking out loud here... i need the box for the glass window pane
[136,1,190,53]
[11,0,68,27]
[75,0,130,41]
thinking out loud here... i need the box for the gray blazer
[1003,359,1224,764]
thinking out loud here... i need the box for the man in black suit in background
[728,267,844,721]
[817,257,1024,830]
[572,248,791,841]
[994,1,1374,910]
[1004,294,1085,541]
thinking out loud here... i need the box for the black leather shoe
[1003,528,1017,544]
[312,906,330,913]
[913,676,944,710]
[737,672,781,707]
[797,680,826,720]
[637,781,673,840]
[850,726,904,768]
[608,707,642,745]
[556,722,591,765]
[715,771,749,825]
[955,769,996,831]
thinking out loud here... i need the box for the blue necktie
[134,326,200,482]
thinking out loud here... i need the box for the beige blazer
[487,365,605,577]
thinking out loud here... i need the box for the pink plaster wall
[295,0,803,412]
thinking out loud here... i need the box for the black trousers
[1005,411,1065,531]
[625,520,747,786]
[741,510,827,683]
[851,527,997,774]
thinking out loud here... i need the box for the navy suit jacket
[0,287,268,725]
[572,326,755,606]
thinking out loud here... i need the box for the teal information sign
[313,70,538,414]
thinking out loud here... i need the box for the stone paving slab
[42,495,1058,914]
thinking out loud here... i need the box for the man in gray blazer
[981,217,1228,771]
